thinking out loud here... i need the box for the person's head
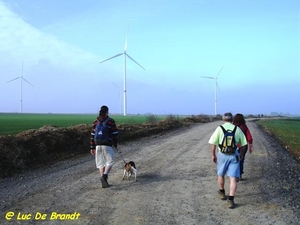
[222,112,233,122]
[99,105,109,116]
[233,113,246,126]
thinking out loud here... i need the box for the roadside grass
[0,113,169,136]
[256,118,300,159]
[0,113,189,178]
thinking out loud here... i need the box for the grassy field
[0,113,168,136]
[2,114,299,160]
[256,118,300,159]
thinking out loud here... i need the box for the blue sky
[0,0,299,115]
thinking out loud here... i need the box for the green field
[2,114,299,160]
[256,118,300,159]
[0,113,167,136]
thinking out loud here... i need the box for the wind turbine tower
[100,33,145,116]
[201,67,224,116]
[6,62,34,113]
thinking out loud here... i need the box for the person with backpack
[90,105,119,188]
[233,113,253,181]
[208,112,247,209]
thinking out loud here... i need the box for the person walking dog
[208,112,247,209]
[90,105,119,188]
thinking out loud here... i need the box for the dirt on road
[0,120,299,225]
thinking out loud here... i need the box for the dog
[122,161,137,181]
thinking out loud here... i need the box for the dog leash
[119,154,127,164]
[114,147,127,163]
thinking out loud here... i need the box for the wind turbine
[111,82,122,114]
[100,33,145,116]
[201,67,224,116]
[6,61,34,113]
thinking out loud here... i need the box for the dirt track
[0,120,299,225]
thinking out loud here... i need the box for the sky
[0,0,299,116]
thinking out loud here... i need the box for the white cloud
[0,1,100,70]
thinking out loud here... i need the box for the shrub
[166,114,180,122]
[146,114,158,124]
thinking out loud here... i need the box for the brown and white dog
[122,161,137,181]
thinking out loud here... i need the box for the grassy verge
[0,113,168,136]
[256,118,300,160]
[0,113,196,178]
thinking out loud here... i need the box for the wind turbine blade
[22,77,34,87]
[201,76,214,79]
[216,81,221,92]
[111,82,119,89]
[124,37,128,52]
[124,29,129,52]
[217,66,224,77]
[6,77,20,83]
[99,53,123,64]
[125,53,145,70]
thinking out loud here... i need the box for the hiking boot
[218,190,226,200]
[227,199,235,209]
[100,174,109,188]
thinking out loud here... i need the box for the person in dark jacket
[90,105,119,188]
[233,113,253,180]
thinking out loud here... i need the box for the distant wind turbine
[6,62,34,113]
[111,82,122,114]
[100,32,145,116]
[201,67,224,116]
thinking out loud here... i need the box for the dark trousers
[239,145,248,175]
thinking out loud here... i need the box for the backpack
[94,117,110,145]
[219,125,237,154]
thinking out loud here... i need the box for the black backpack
[219,125,237,154]
[94,118,110,144]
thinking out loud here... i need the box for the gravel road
[0,120,299,225]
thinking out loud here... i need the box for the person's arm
[90,121,97,155]
[237,127,247,159]
[211,145,217,163]
[245,126,253,153]
[208,126,221,164]
[248,142,253,153]
[109,119,119,148]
